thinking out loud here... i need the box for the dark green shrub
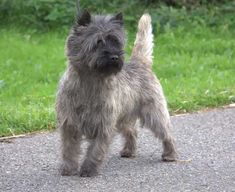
[0,0,234,31]
[0,0,76,28]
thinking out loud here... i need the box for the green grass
[0,28,66,136]
[154,26,235,112]
[0,23,235,137]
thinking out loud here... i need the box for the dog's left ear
[111,12,123,25]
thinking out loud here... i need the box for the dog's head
[67,10,125,75]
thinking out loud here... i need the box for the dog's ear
[77,10,91,26]
[111,12,123,25]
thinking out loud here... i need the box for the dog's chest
[74,80,118,138]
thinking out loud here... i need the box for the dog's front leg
[60,120,82,176]
[80,135,111,177]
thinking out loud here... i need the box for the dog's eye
[103,50,111,55]
[107,36,120,45]
[97,40,103,45]
[112,39,119,44]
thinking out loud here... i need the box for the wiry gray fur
[56,11,177,177]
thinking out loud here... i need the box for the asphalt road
[0,108,235,192]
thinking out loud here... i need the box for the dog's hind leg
[120,123,137,158]
[140,99,178,161]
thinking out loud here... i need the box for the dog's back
[117,13,157,118]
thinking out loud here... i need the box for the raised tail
[131,14,153,67]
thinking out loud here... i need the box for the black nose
[110,55,119,61]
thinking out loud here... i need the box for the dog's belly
[79,117,99,139]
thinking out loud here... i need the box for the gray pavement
[0,108,235,192]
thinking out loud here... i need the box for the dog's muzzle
[95,55,123,74]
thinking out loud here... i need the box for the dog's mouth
[95,60,123,74]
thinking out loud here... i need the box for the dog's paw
[120,149,136,158]
[60,161,78,176]
[80,160,98,177]
[162,152,178,162]
[79,165,98,177]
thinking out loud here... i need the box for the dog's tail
[131,13,153,67]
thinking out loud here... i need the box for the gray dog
[56,10,177,177]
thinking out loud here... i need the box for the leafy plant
[1,0,234,31]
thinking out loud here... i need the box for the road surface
[0,108,235,192]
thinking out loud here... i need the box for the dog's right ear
[76,10,91,26]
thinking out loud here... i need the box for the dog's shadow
[101,153,165,176]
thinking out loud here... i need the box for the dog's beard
[94,57,124,75]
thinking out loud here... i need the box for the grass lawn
[0,23,235,137]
